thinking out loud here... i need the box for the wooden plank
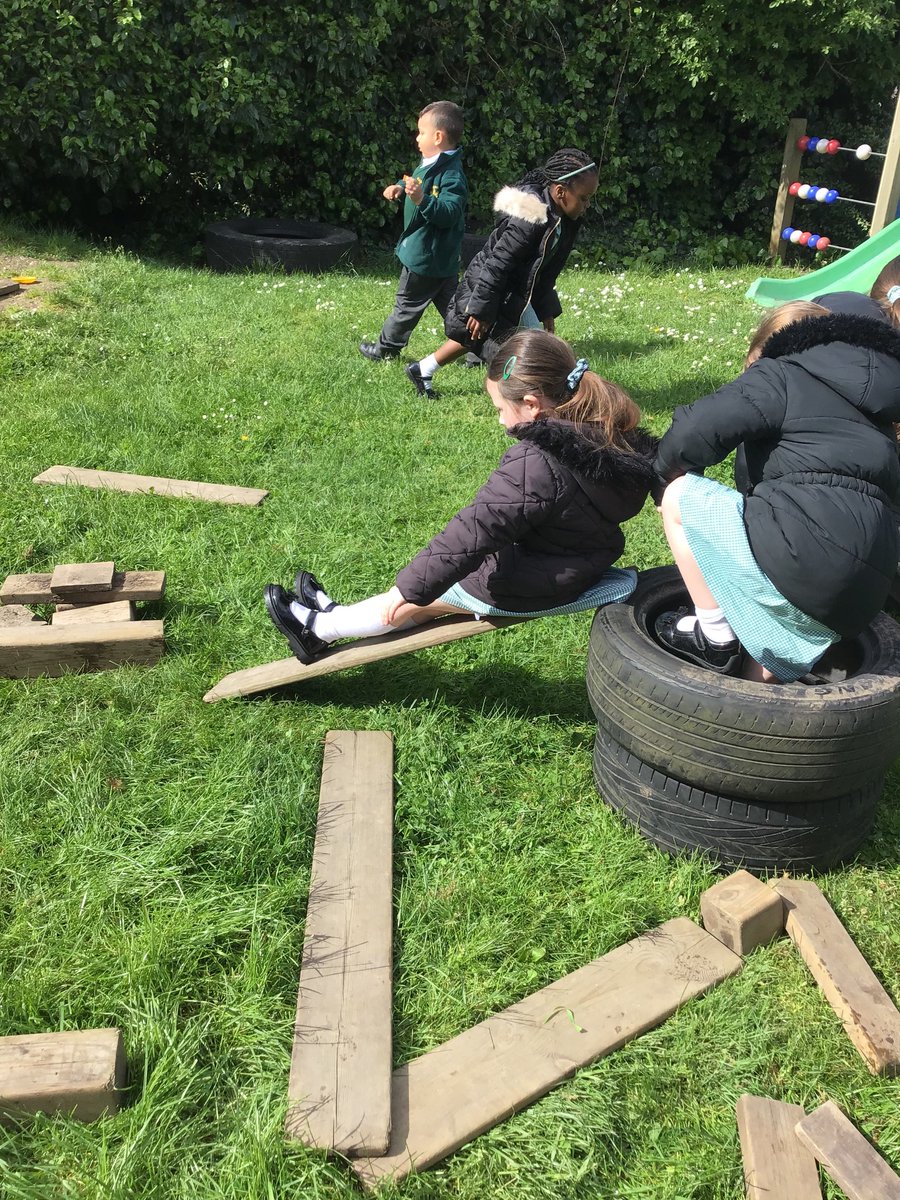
[0,279,22,298]
[52,601,135,626]
[50,562,116,596]
[1,570,165,606]
[736,1094,822,1200]
[795,1101,900,1200]
[872,91,900,237]
[33,465,269,507]
[351,917,742,1188]
[285,731,394,1156]
[701,870,784,956]
[770,117,807,260]
[774,879,900,1075]
[0,620,164,678]
[204,614,525,702]
[0,1028,126,1123]
[0,605,45,628]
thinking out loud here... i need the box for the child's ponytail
[487,329,641,450]
[871,255,900,330]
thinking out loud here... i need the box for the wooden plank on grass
[701,870,784,956]
[285,731,394,1156]
[0,605,45,628]
[33,465,269,507]
[0,1028,126,1123]
[351,917,742,1188]
[204,614,525,702]
[774,879,900,1076]
[795,1101,900,1200]
[0,620,164,678]
[52,600,135,626]
[736,1094,822,1199]
[1,570,165,606]
[50,562,116,595]
[0,280,22,298]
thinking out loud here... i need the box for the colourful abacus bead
[817,237,831,250]
[814,187,829,202]
[798,232,811,245]
[790,229,804,243]
[808,234,820,249]
[816,138,829,153]
[798,184,810,199]
[856,143,872,160]
[781,227,794,240]
[826,139,840,154]
[825,189,839,203]
[808,137,820,151]
[797,135,810,151]
[789,181,801,195]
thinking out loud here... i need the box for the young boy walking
[359,101,468,362]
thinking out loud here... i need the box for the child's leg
[660,477,721,612]
[377,269,449,356]
[418,339,467,376]
[290,592,467,643]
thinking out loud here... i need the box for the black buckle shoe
[264,583,329,663]
[655,609,743,675]
[359,341,397,362]
[292,570,336,612]
[405,362,436,397]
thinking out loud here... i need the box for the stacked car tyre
[587,567,900,874]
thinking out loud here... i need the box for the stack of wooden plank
[0,561,165,678]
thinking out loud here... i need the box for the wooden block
[204,614,525,702]
[736,1094,822,1199]
[33,465,269,507]
[52,601,135,626]
[0,620,164,678]
[774,879,900,1075]
[1,570,165,607]
[0,1028,126,1123]
[701,870,785,956]
[0,605,45,628]
[50,562,116,596]
[351,917,742,1187]
[795,1101,900,1200]
[0,280,22,298]
[285,731,394,1156]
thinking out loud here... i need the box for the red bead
[826,139,841,154]
[789,181,801,195]
[797,136,810,151]
[798,232,811,245]
[817,237,830,250]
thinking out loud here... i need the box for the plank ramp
[736,1094,822,1199]
[1,570,165,607]
[351,917,742,1187]
[0,620,164,678]
[285,731,394,1156]
[34,465,269,507]
[204,615,524,702]
[795,1100,900,1200]
[0,1028,126,1123]
[774,879,900,1075]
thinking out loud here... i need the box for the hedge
[1,0,897,260]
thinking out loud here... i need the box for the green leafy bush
[1,0,897,261]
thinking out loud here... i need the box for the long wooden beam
[1,570,165,607]
[33,465,269,507]
[0,620,164,678]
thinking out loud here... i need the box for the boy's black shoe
[359,341,397,362]
[292,570,337,612]
[654,609,743,676]
[264,583,329,664]
[464,352,484,369]
[405,362,436,397]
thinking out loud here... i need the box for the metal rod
[836,147,887,158]
[838,196,876,207]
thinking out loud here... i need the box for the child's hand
[382,586,407,626]
[404,176,424,205]
[466,315,488,341]
[543,317,555,333]
[383,184,403,201]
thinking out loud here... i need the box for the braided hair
[517,148,596,190]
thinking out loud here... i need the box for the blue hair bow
[566,358,589,393]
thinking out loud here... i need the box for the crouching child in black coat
[264,330,658,663]
[654,300,900,682]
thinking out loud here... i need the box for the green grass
[0,221,898,1199]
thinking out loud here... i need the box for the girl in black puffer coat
[264,330,658,664]
[404,149,598,399]
[654,300,900,683]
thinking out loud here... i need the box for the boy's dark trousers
[379,267,457,354]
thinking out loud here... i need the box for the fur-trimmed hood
[493,185,550,225]
[762,312,900,365]
[512,419,659,488]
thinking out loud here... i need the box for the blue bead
[807,234,819,249]
[808,137,820,151]
[782,227,794,239]
[826,189,838,203]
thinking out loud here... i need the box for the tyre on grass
[205,218,358,274]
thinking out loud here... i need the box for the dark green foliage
[1,1,898,259]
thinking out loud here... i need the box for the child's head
[522,149,598,219]
[416,101,464,157]
[871,256,900,328]
[745,301,829,367]
[485,329,640,447]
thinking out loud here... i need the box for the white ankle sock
[290,596,415,643]
[418,353,440,378]
[312,585,333,609]
[694,605,736,645]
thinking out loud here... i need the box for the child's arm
[393,445,557,606]
[656,365,788,482]
[383,183,404,201]
[464,222,543,325]
[407,171,468,229]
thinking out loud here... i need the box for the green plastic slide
[746,219,900,307]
